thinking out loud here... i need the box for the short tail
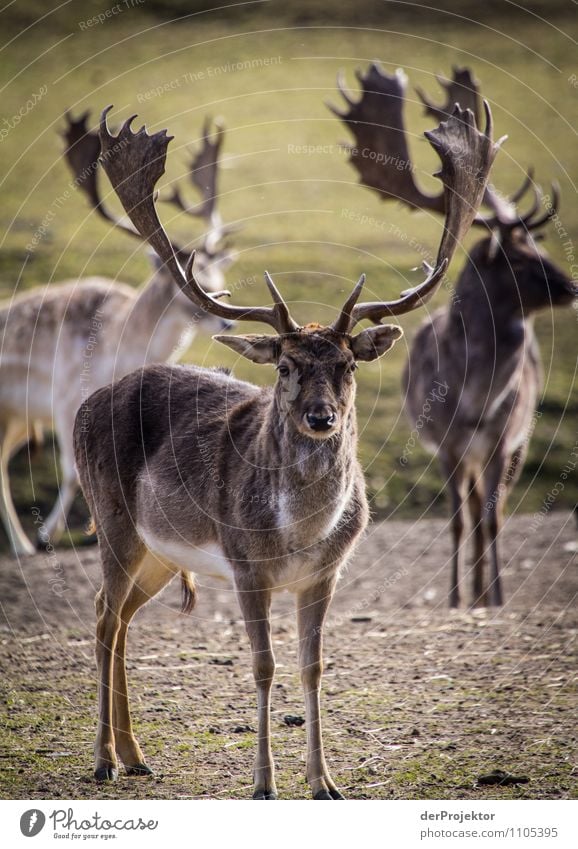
[181,571,196,614]
[29,421,44,456]
[85,516,96,536]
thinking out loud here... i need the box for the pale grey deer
[73,101,498,797]
[0,112,234,555]
[333,64,577,607]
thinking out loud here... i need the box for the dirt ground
[1,511,576,801]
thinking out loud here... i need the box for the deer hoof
[313,789,333,799]
[94,766,118,782]
[329,788,345,799]
[252,788,277,799]
[35,534,51,552]
[125,763,153,776]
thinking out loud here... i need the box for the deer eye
[335,361,357,380]
[277,364,290,378]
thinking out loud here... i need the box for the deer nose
[305,410,337,432]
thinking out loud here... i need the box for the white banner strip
[1,799,576,848]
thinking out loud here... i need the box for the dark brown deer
[332,64,577,607]
[0,112,234,555]
[72,101,498,797]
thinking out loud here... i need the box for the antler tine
[477,167,535,228]
[525,181,560,231]
[331,274,366,333]
[416,66,482,127]
[509,167,535,204]
[263,271,300,332]
[518,182,542,226]
[328,62,444,212]
[343,101,502,331]
[479,175,558,235]
[99,107,297,334]
[181,253,299,333]
[336,70,356,107]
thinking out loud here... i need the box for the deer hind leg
[440,457,466,608]
[0,420,36,557]
[38,414,78,548]
[296,580,342,800]
[235,578,277,799]
[467,476,488,607]
[94,540,145,781]
[38,474,78,549]
[113,552,178,775]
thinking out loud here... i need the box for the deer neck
[124,270,193,366]
[254,392,358,545]
[447,278,533,420]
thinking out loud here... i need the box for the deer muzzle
[304,407,337,434]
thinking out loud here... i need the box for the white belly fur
[137,526,234,583]
[137,529,335,594]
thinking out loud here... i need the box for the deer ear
[213,334,279,364]
[350,324,403,361]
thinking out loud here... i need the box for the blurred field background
[1,0,577,547]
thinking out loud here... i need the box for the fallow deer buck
[332,64,577,607]
[0,111,234,556]
[72,102,498,797]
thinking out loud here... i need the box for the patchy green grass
[1,3,577,548]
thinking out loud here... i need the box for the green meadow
[1,1,576,544]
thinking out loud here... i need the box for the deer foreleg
[296,579,343,800]
[236,581,276,799]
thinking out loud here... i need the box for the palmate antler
[331,101,501,332]
[331,63,559,238]
[98,100,498,337]
[63,109,237,263]
[329,65,444,213]
[62,110,142,242]
[163,116,238,254]
[98,107,298,334]
[416,66,481,126]
[419,69,560,232]
[164,116,224,223]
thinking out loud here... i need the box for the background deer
[72,101,498,797]
[333,64,577,607]
[0,112,234,556]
